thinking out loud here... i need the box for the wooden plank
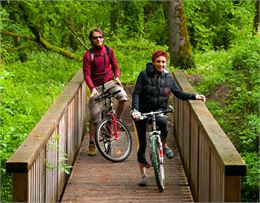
[182,102,191,179]
[58,115,67,199]
[198,130,210,202]
[73,95,79,157]
[67,101,75,165]
[40,149,46,203]
[210,153,224,202]
[173,97,179,141]
[178,99,184,158]
[189,111,199,201]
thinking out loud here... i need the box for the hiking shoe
[163,145,174,159]
[139,175,147,186]
[88,143,96,156]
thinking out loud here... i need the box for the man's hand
[115,77,123,87]
[196,94,206,103]
[90,88,99,97]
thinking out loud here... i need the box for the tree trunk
[163,0,194,69]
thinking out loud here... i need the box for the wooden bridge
[6,69,246,202]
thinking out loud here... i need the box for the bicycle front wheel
[95,117,132,162]
[151,134,165,192]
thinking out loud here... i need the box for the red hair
[152,50,168,62]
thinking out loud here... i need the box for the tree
[163,0,194,69]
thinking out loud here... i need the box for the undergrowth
[187,35,259,202]
[0,50,79,202]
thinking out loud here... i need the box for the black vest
[139,69,172,113]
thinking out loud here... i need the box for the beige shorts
[89,80,128,122]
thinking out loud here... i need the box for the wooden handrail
[172,70,246,202]
[6,69,87,202]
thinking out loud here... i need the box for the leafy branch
[45,134,72,175]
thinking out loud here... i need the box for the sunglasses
[92,36,103,40]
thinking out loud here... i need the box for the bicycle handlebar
[141,106,174,119]
[94,90,121,103]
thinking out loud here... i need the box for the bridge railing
[6,69,87,203]
[173,70,247,202]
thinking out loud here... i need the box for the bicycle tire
[150,134,165,192]
[95,117,132,162]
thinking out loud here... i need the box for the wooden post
[225,176,241,202]
[13,173,28,202]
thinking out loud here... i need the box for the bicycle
[94,90,132,162]
[140,106,173,192]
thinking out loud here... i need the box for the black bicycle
[140,106,173,192]
[94,90,132,162]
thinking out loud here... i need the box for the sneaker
[163,145,174,159]
[88,143,96,156]
[139,175,147,186]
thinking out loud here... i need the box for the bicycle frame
[94,90,132,162]
[95,90,122,140]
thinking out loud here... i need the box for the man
[83,28,128,156]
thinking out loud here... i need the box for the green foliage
[143,1,167,45]
[0,0,258,201]
[189,35,259,202]
[108,37,168,83]
[185,0,256,50]
[0,51,79,201]
[241,152,260,202]
[46,135,72,175]
[1,1,167,51]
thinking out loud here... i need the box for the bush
[189,35,259,202]
[0,51,79,202]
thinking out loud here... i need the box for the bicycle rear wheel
[95,117,132,162]
[150,134,165,192]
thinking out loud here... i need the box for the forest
[0,0,259,202]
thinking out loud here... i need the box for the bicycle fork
[150,131,164,164]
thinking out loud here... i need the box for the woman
[131,50,206,186]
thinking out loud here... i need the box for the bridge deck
[61,126,193,202]
[61,86,193,202]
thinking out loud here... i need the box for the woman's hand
[196,94,206,103]
[131,109,141,121]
